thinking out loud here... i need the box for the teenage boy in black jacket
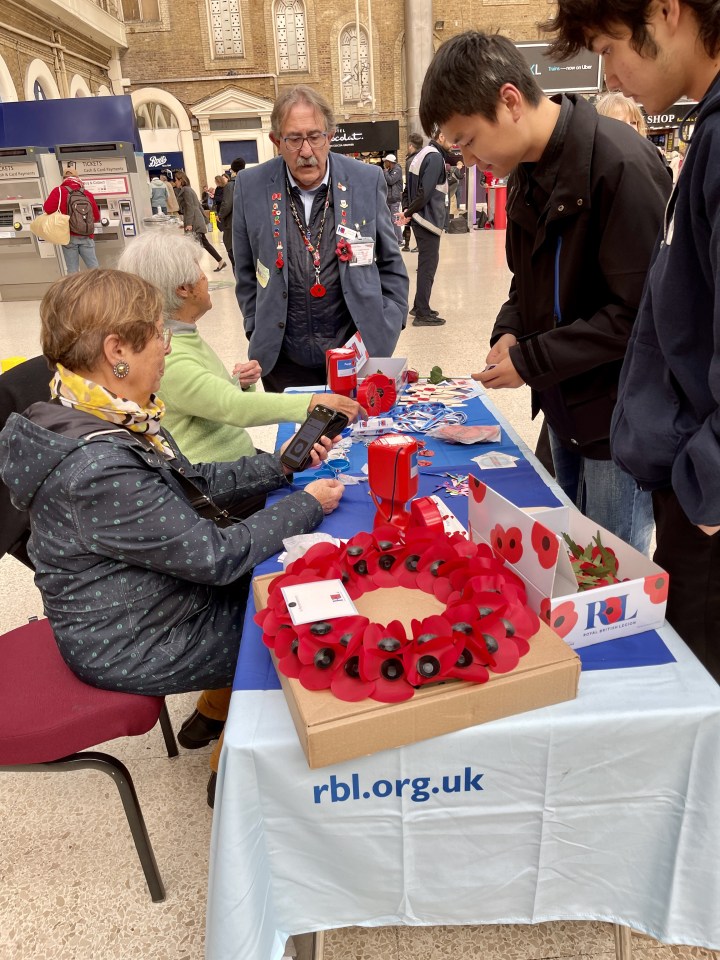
[546,0,720,679]
[419,30,671,553]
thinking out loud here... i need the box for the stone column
[404,0,434,138]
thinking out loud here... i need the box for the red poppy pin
[335,238,353,262]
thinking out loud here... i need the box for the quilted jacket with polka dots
[0,403,323,695]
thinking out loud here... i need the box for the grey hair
[270,84,336,137]
[116,229,204,319]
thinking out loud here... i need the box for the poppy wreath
[255,525,541,703]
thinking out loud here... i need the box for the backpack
[65,188,94,236]
[448,214,469,234]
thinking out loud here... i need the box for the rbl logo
[585,593,638,629]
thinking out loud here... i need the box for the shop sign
[645,103,697,129]
[144,150,185,172]
[331,120,399,155]
[515,42,602,93]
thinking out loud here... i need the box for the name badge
[350,238,374,266]
[256,259,270,288]
[336,223,360,240]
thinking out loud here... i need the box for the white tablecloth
[207,623,720,960]
[206,394,720,960]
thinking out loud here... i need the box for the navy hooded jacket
[611,76,720,525]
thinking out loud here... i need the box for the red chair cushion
[0,619,164,764]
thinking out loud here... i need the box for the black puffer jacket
[492,95,671,458]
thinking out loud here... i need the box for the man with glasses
[232,85,408,392]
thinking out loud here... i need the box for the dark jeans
[402,224,412,248]
[262,351,326,393]
[222,226,234,269]
[195,231,223,263]
[412,223,441,317]
[653,486,720,681]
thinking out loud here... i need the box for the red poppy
[469,614,520,673]
[274,624,302,678]
[275,255,284,270]
[540,597,552,624]
[499,598,540,656]
[405,615,461,686]
[548,600,578,639]
[330,633,376,701]
[644,574,669,604]
[366,525,408,587]
[360,622,415,702]
[600,596,623,625]
[531,521,559,569]
[468,476,487,502]
[335,238,354,262]
[490,523,524,565]
[338,531,377,598]
[294,616,370,691]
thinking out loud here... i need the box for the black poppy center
[311,621,332,636]
[347,546,364,558]
[344,655,360,678]
[353,559,368,576]
[378,636,401,653]
[541,535,551,551]
[339,632,353,647]
[377,540,395,551]
[417,654,441,678]
[378,554,396,571]
[500,617,516,637]
[482,633,499,653]
[455,648,473,668]
[429,559,446,577]
[452,621,473,636]
[314,647,335,670]
[477,605,495,617]
[416,632,437,645]
[381,657,404,681]
[404,554,420,572]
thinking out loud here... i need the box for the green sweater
[158,330,311,461]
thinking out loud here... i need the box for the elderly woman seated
[116,231,361,789]
[117,229,360,463]
[0,270,343,704]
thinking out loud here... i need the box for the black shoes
[409,246,419,253]
[412,315,446,326]
[213,260,227,272]
[401,245,410,251]
[207,771,217,809]
[409,308,439,317]
[177,709,225,749]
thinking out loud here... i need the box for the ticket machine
[53,141,152,267]
[0,146,64,301]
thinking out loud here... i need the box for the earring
[113,360,130,379]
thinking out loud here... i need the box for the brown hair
[543,0,720,60]
[270,85,336,137]
[41,269,164,371]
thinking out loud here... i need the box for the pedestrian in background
[174,170,227,273]
[43,168,100,274]
[382,153,403,244]
[218,156,246,270]
[401,133,423,251]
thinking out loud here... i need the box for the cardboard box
[253,573,580,769]
[467,476,669,650]
[345,331,408,393]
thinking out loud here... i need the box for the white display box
[467,475,669,650]
[345,332,408,393]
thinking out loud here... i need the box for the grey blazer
[232,153,409,374]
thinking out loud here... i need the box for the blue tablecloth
[234,390,674,694]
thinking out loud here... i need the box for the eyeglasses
[281,132,329,152]
[155,328,172,348]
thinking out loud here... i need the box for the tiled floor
[0,229,716,960]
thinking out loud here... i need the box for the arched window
[208,0,244,57]
[340,24,370,104]
[33,79,47,101]
[275,0,307,73]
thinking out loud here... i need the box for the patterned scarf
[50,363,174,459]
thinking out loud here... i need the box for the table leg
[291,931,325,960]
[613,923,633,960]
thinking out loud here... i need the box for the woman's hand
[305,479,344,515]
[309,393,366,422]
[232,360,262,387]
[279,435,340,475]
